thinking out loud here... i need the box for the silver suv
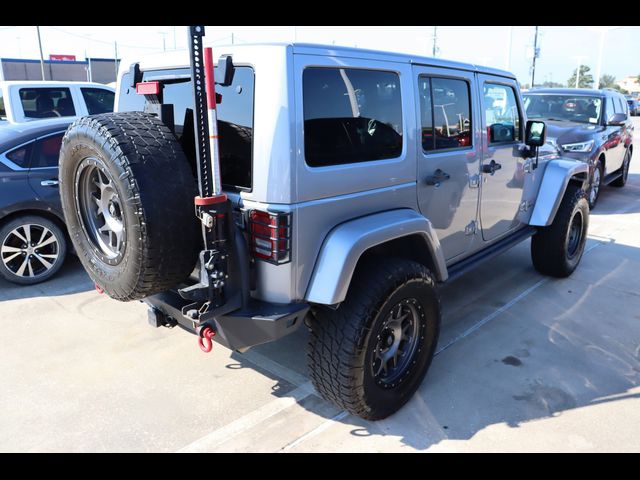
[59,40,589,420]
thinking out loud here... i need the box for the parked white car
[0,81,115,124]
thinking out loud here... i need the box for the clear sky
[0,26,638,86]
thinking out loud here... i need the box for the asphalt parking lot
[1,119,639,452]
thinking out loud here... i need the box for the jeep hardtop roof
[125,42,516,80]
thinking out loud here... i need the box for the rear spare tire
[59,112,200,301]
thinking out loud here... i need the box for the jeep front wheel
[308,258,441,420]
[531,184,589,278]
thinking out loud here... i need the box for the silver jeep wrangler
[59,35,589,420]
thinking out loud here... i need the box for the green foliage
[567,65,594,89]
[598,74,617,89]
[541,81,564,88]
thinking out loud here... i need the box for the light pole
[591,26,622,89]
[36,26,45,80]
[505,25,514,70]
[573,55,587,88]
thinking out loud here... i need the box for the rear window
[81,88,115,114]
[19,87,76,119]
[5,143,33,168]
[302,68,403,167]
[118,66,254,191]
[32,133,64,168]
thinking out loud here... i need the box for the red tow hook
[95,284,104,294]
[198,327,216,353]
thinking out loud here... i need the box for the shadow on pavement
[591,173,640,215]
[222,236,640,451]
[0,256,93,302]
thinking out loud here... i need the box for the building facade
[0,58,120,84]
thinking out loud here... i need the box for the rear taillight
[136,81,160,95]
[249,210,291,265]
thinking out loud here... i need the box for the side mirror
[607,112,627,126]
[216,55,235,87]
[525,120,546,148]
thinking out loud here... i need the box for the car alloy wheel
[1,224,60,279]
[589,165,601,206]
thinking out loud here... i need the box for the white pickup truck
[0,81,115,124]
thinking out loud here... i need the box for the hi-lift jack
[177,26,239,352]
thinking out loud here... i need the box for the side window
[613,96,621,114]
[32,134,64,168]
[604,97,615,122]
[4,143,33,169]
[81,88,115,115]
[0,89,6,119]
[19,88,76,118]
[303,68,403,167]
[483,83,521,143]
[419,76,472,151]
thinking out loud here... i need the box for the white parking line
[279,410,350,452]
[176,382,315,453]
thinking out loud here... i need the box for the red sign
[49,54,76,62]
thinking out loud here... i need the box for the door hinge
[469,174,480,188]
[464,220,477,236]
[519,200,534,212]
[523,159,534,173]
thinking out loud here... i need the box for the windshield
[523,94,602,125]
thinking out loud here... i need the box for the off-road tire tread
[308,258,440,420]
[531,184,588,278]
[59,112,199,301]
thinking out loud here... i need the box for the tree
[567,65,594,89]
[598,74,617,89]
[541,81,564,88]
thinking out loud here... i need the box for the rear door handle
[481,160,502,175]
[425,168,450,186]
[40,179,59,187]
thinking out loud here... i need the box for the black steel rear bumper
[144,289,309,352]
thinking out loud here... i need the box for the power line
[48,26,160,50]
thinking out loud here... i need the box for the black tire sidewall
[60,133,142,294]
[0,215,67,285]
[589,160,603,208]
[564,198,589,272]
[361,276,440,418]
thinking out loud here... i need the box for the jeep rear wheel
[308,258,441,420]
[531,184,589,278]
[59,112,200,301]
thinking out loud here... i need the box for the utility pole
[530,26,539,88]
[173,25,177,50]
[114,41,118,81]
[36,26,45,80]
[432,26,438,57]
[231,32,234,45]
